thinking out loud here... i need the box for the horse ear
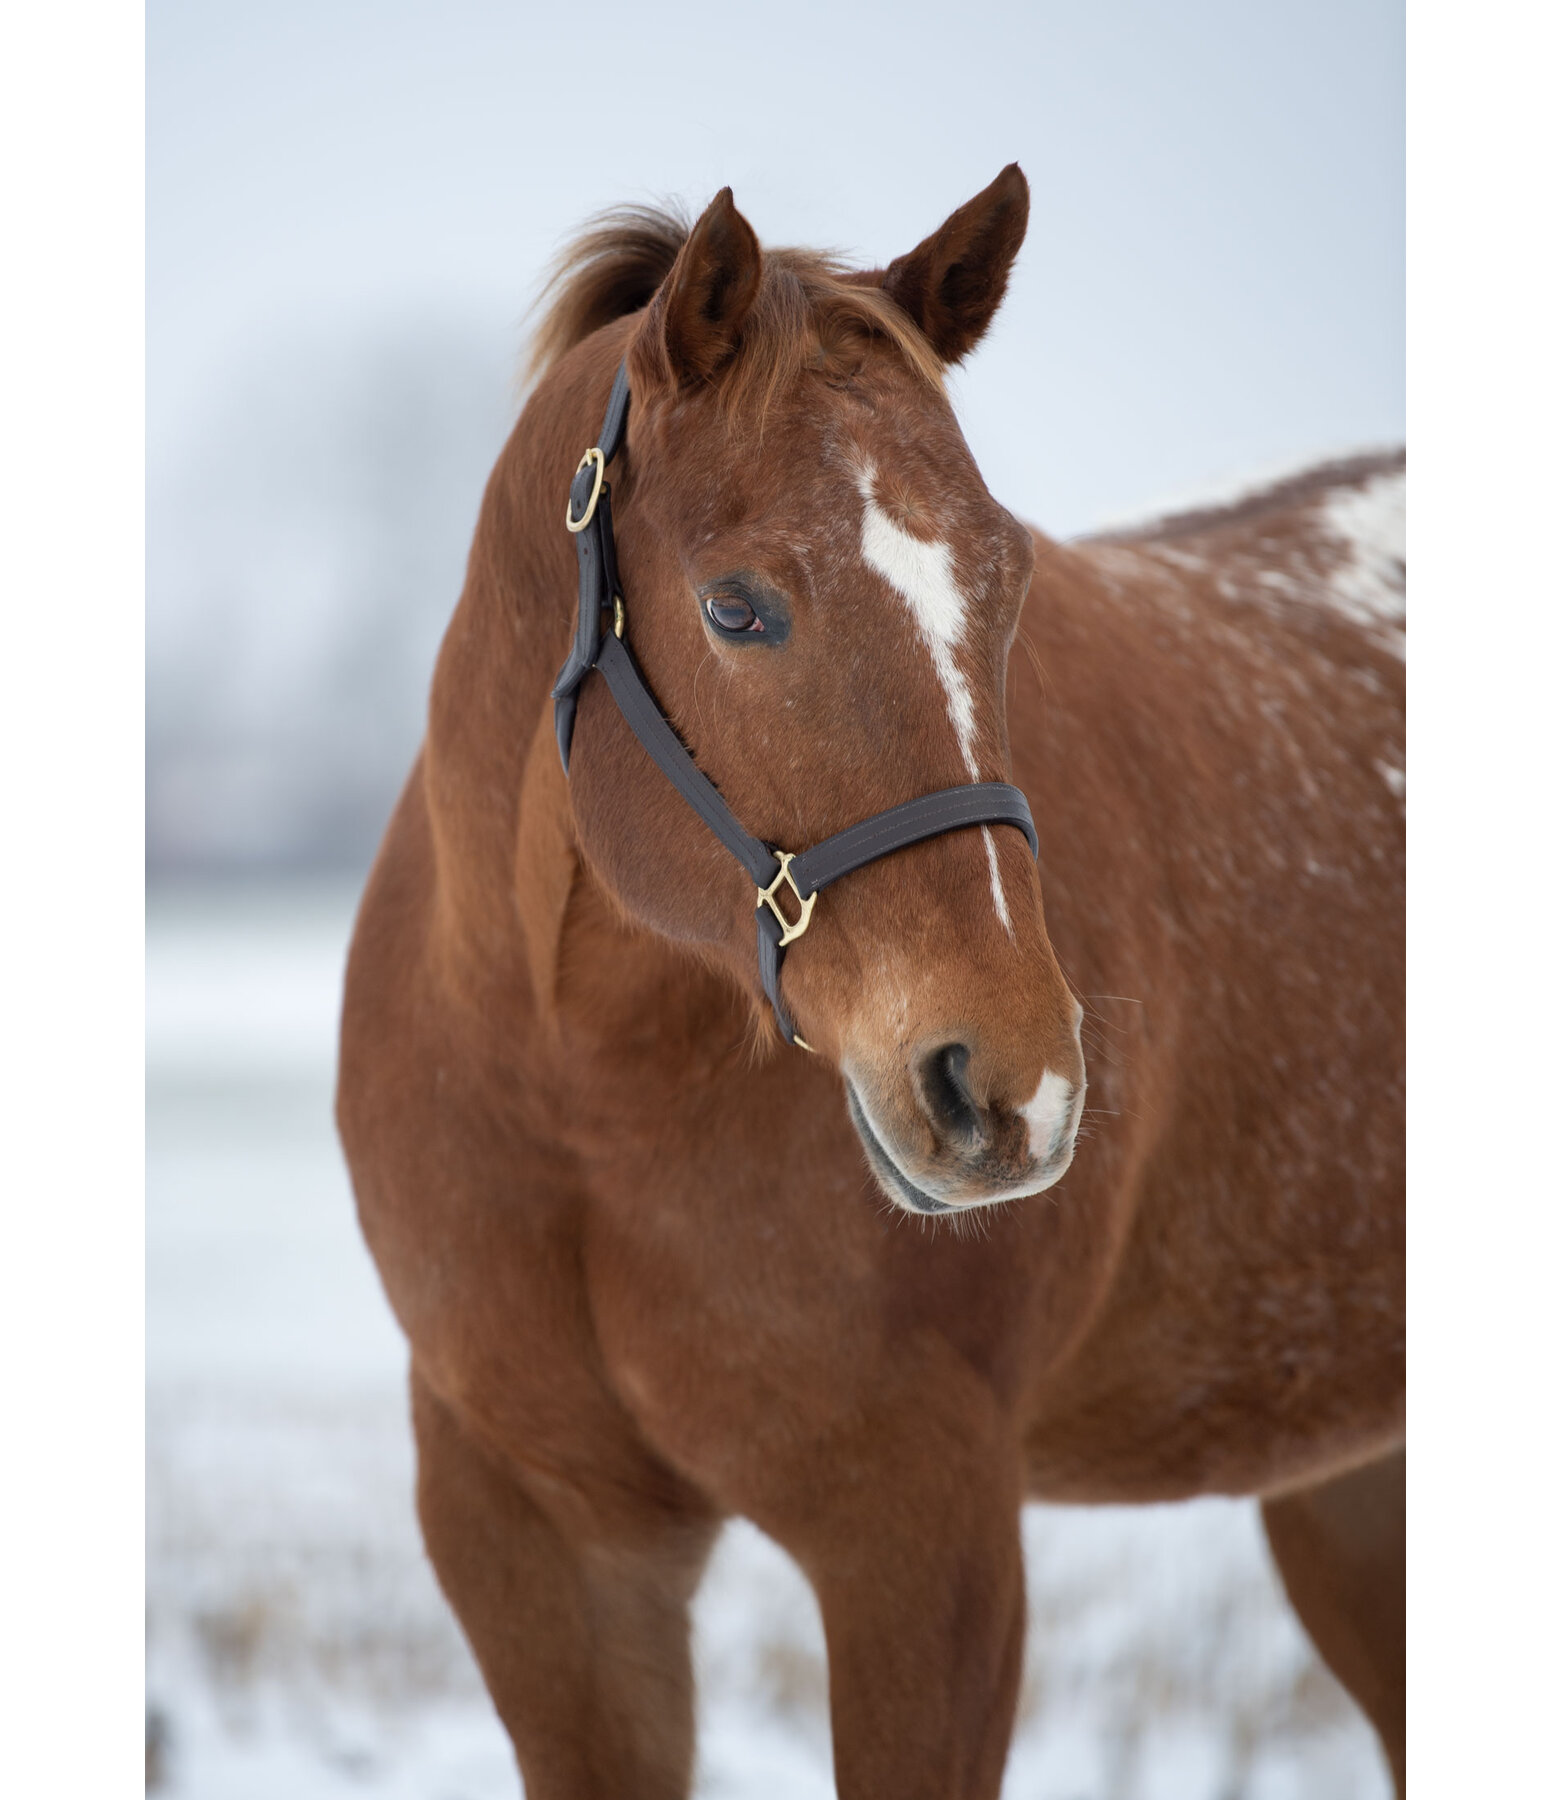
[881,165,1030,365]
[634,188,762,389]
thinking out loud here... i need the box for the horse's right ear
[631,189,762,390]
[881,165,1030,365]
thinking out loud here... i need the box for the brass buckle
[565,448,606,533]
[756,851,817,948]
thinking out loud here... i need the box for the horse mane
[526,204,692,380]
[526,201,943,412]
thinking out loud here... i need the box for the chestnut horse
[337,167,1404,1798]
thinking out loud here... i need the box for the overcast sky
[149,0,1403,539]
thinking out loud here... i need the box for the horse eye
[706,596,762,633]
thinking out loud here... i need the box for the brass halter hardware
[756,851,818,948]
[565,448,606,533]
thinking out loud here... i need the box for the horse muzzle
[843,1035,1086,1216]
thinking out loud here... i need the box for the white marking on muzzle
[856,464,1013,935]
[1020,1068,1075,1161]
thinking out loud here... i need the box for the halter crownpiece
[551,360,1040,1048]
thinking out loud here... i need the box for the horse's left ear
[881,165,1030,364]
[633,188,762,391]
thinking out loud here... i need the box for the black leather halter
[551,360,1039,1048]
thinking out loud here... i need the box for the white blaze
[856,465,1013,934]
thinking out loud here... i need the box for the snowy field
[146,883,1388,1799]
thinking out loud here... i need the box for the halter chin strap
[551,360,1040,1047]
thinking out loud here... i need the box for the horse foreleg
[410,1363,719,1800]
[796,1442,1027,1800]
[1261,1447,1405,1795]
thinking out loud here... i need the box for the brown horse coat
[338,170,1403,1798]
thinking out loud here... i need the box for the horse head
[545,168,1086,1214]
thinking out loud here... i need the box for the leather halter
[551,360,1040,1048]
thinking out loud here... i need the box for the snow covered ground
[146,883,1388,1799]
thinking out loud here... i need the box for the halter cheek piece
[551,360,1039,1049]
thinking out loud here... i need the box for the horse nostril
[916,1042,984,1148]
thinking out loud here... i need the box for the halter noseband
[550,360,1039,1048]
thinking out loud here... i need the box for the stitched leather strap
[553,362,634,772]
[551,360,1043,1046]
[594,633,779,891]
[756,904,792,1041]
[790,784,1036,893]
[595,358,632,463]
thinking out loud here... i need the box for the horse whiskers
[1082,1016,1131,1046]
[1012,622,1049,701]
[691,648,715,733]
[733,991,781,1066]
[1080,1028,1123,1066]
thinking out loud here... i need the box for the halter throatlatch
[551,360,1040,1048]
